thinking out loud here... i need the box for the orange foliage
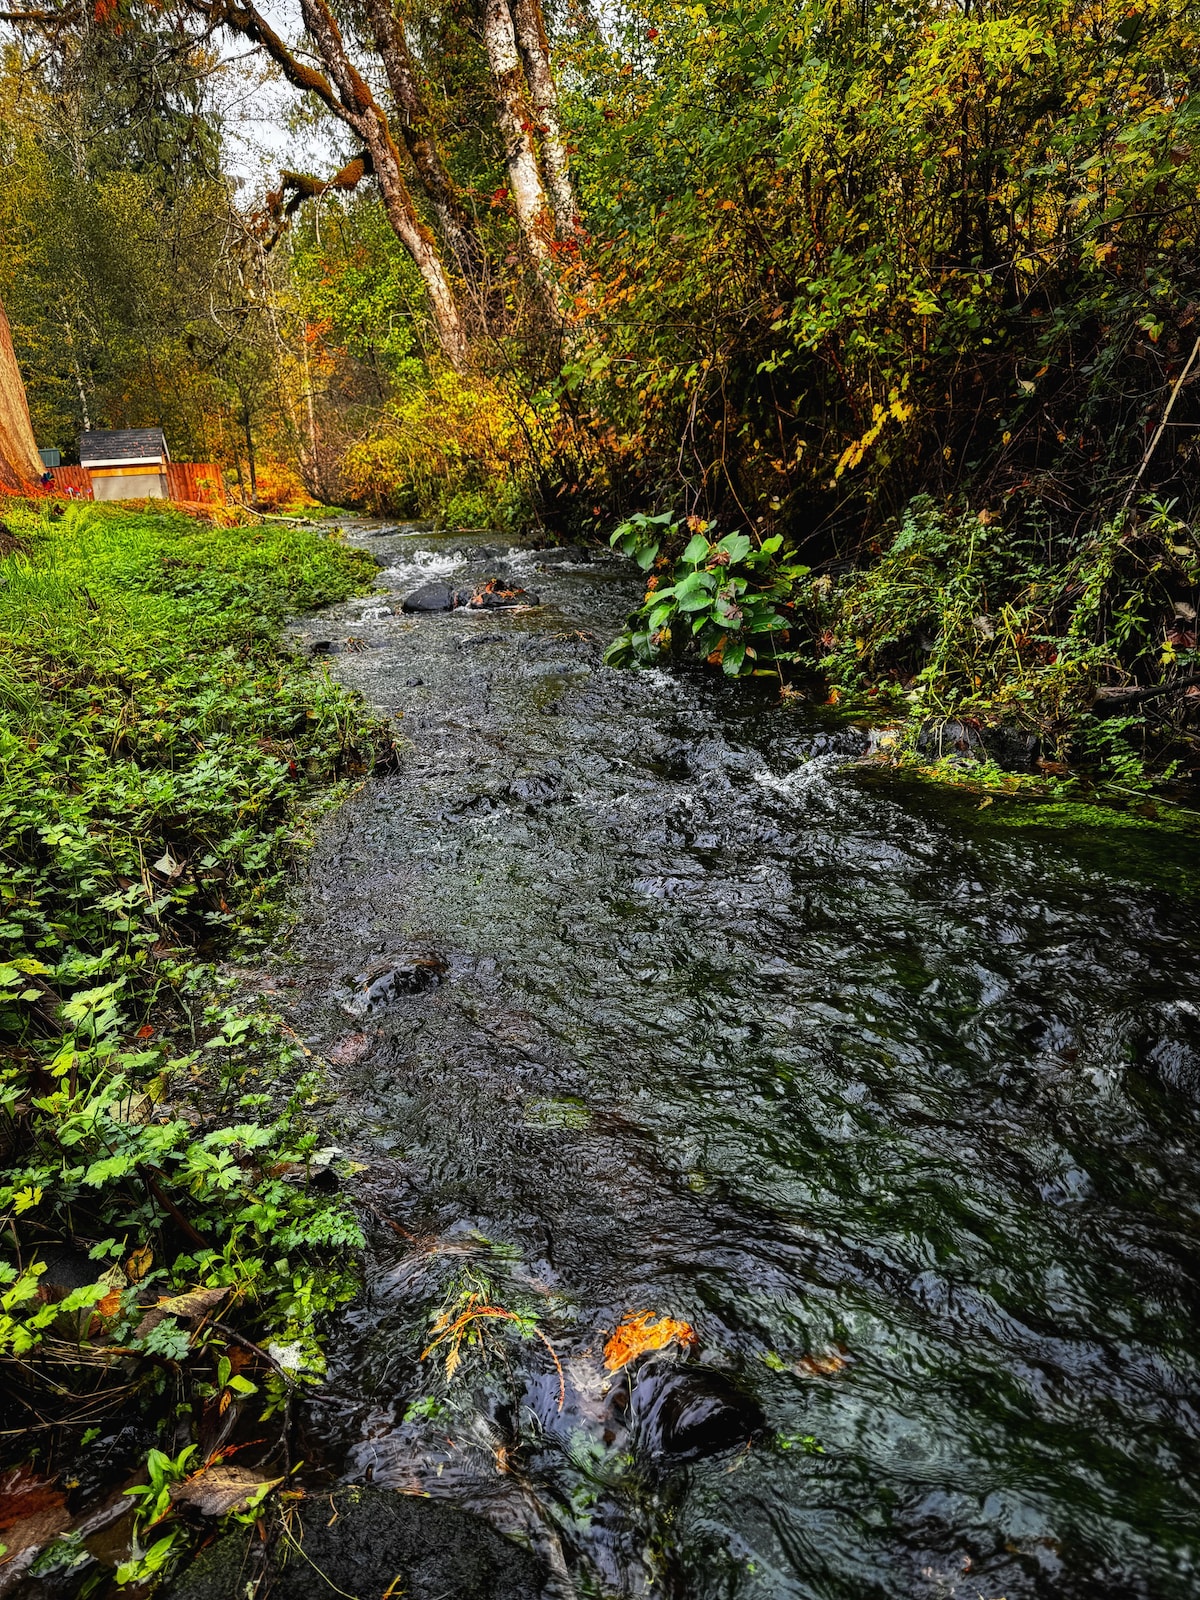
[603,1311,697,1371]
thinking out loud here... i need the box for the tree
[0,291,41,489]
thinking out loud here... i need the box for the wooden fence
[39,462,228,505]
[166,462,226,505]
[46,465,93,497]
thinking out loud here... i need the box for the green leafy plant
[0,500,388,1581]
[606,517,809,677]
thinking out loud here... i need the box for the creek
[277,522,1200,1600]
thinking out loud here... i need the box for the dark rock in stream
[630,1363,765,1463]
[340,952,448,1017]
[533,543,587,564]
[166,1487,545,1600]
[402,581,455,613]
[453,578,540,609]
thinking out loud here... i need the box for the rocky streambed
[249,522,1200,1599]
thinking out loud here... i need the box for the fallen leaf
[96,1288,124,1318]
[603,1311,698,1372]
[171,1465,280,1518]
[134,1285,229,1339]
[794,1343,851,1377]
[125,1246,154,1283]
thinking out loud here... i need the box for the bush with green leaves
[816,494,1200,785]
[605,514,810,677]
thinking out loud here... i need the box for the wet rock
[1132,1005,1200,1106]
[341,953,448,1016]
[309,639,337,654]
[916,719,983,758]
[402,582,455,613]
[915,718,1040,770]
[534,544,587,564]
[630,1363,765,1463]
[507,769,560,804]
[979,724,1041,770]
[167,1488,545,1600]
[453,578,540,609]
[406,676,424,687]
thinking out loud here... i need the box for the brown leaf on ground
[603,1312,698,1372]
[133,1284,229,1339]
[171,1465,281,1518]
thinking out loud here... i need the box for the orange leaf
[603,1311,697,1372]
[96,1288,124,1318]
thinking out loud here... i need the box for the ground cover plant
[0,501,386,1586]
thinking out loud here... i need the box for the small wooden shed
[79,428,170,501]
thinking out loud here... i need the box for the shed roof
[78,428,169,464]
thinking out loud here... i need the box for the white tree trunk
[480,0,553,277]
[510,0,576,239]
[298,0,470,366]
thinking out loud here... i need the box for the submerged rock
[167,1487,544,1600]
[402,581,455,613]
[534,543,587,564]
[341,952,448,1017]
[630,1363,765,1463]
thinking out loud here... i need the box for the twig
[1121,332,1200,512]
[136,1164,211,1250]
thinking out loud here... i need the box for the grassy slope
[0,501,384,1582]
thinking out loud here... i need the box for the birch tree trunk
[361,0,484,285]
[510,0,576,239]
[480,0,553,281]
[210,0,469,368]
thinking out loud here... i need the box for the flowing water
[278,523,1200,1600]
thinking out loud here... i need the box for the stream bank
[272,521,1200,1600]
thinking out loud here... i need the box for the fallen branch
[1091,670,1200,710]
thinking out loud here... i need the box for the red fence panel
[48,465,93,499]
[166,462,226,505]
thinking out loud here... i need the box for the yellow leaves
[421,1287,565,1409]
[125,1245,154,1283]
[603,1311,698,1371]
[834,386,913,479]
[794,1343,851,1377]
